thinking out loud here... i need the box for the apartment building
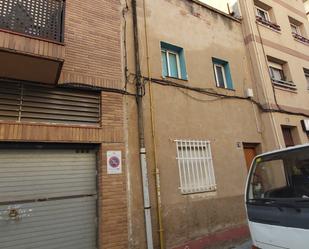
[0,1,127,249]
[239,0,309,149]
[125,0,269,248]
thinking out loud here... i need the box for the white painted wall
[200,0,238,14]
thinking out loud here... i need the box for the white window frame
[161,49,181,79]
[255,6,270,21]
[304,71,309,90]
[290,23,300,35]
[213,63,227,88]
[175,140,217,194]
[268,61,285,81]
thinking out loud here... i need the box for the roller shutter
[0,148,97,249]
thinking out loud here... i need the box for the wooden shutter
[282,127,295,147]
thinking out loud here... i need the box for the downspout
[132,0,154,249]
[142,0,165,248]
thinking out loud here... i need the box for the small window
[289,16,305,37]
[290,23,300,35]
[256,7,269,21]
[212,58,233,89]
[214,64,226,88]
[269,64,285,81]
[304,69,309,89]
[175,140,216,194]
[160,42,187,80]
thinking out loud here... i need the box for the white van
[245,144,309,249]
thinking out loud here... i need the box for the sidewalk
[231,240,252,249]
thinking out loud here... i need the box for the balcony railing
[0,0,65,42]
[292,32,309,45]
[256,16,281,32]
[272,78,297,91]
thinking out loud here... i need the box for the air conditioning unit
[301,119,309,132]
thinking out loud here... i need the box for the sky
[200,0,235,13]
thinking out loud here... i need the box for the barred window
[175,140,216,194]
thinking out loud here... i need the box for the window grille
[175,140,216,194]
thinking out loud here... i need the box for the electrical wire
[59,82,136,96]
[142,76,309,118]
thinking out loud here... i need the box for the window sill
[272,80,297,92]
[180,187,217,195]
[256,21,281,34]
[216,86,235,91]
[293,36,309,46]
[162,76,188,83]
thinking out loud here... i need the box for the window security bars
[0,0,65,42]
[175,140,216,194]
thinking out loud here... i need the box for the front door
[243,144,257,171]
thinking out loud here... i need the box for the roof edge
[189,0,241,23]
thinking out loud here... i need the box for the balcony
[272,78,297,91]
[256,16,281,32]
[0,0,65,84]
[292,32,309,45]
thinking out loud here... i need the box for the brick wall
[99,143,128,249]
[59,0,123,89]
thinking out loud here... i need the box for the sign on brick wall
[107,151,122,174]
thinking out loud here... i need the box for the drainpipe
[142,0,165,248]
[131,0,154,249]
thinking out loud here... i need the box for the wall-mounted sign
[107,151,122,174]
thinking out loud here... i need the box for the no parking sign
[107,151,122,174]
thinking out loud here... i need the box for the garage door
[0,148,97,249]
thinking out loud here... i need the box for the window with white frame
[175,140,216,194]
[213,63,227,88]
[269,61,285,82]
[161,49,181,78]
[304,69,309,89]
[290,23,300,35]
[255,6,269,21]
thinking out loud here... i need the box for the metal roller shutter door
[0,149,97,249]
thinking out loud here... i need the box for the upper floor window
[269,62,285,82]
[256,6,269,22]
[289,16,309,45]
[304,68,309,89]
[267,57,296,90]
[290,23,301,35]
[254,0,281,31]
[161,42,187,80]
[212,58,234,90]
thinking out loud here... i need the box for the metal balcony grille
[175,140,217,194]
[0,0,65,42]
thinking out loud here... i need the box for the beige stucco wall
[125,0,268,248]
[239,0,309,148]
